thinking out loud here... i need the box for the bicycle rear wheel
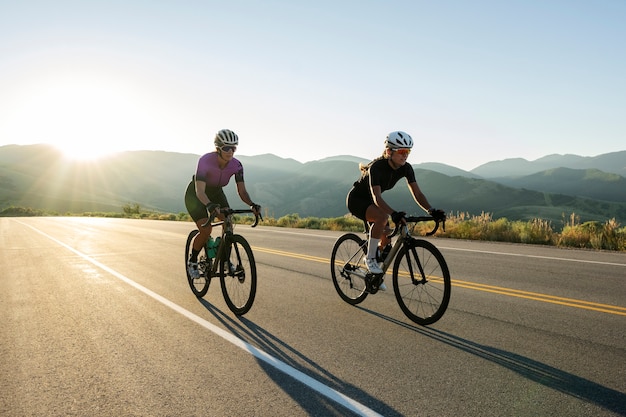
[392,239,451,325]
[330,233,369,305]
[185,230,211,297]
[220,234,257,315]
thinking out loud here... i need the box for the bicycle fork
[213,234,245,280]
[406,243,428,285]
[381,238,428,287]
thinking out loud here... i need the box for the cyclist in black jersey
[347,131,445,281]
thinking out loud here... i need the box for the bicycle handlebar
[201,207,263,228]
[388,215,446,238]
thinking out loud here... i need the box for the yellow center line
[252,246,626,316]
[452,281,626,315]
[253,247,329,263]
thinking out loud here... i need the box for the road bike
[330,215,451,325]
[185,207,262,315]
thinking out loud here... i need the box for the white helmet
[214,129,239,147]
[385,131,413,149]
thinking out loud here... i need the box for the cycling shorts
[184,180,230,222]
[346,187,373,221]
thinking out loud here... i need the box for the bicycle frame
[378,226,409,274]
[203,209,260,277]
[374,216,443,275]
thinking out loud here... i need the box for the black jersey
[351,157,416,198]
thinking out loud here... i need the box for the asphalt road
[1,217,625,417]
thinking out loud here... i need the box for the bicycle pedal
[365,273,384,294]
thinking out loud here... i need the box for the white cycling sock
[368,237,380,259]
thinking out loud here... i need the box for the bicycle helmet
[384,131,413,149]
[214,129,239,147]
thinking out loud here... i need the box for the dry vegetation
[2,206,624,251]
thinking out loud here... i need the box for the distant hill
[1,144,625,225]
[417,162,481,179]
[471,151,626,178]
[0,144,199,213]
[491,168,626,203]
[317,155,369,164]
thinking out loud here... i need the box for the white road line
[438,246,626,267]
[19,221,383,417]
[256,228,626,267]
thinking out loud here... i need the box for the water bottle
[206,236,216,258]
[213,237,221,256]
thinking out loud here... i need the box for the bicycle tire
[330,233,369,305]
[185,230,211,297]
[220,234,257,315]
[392,239,451,325]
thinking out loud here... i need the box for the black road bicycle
[185,207,261,315]
[330,215,451,325]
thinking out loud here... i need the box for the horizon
[3,142,624,173]
[1,1,625,171]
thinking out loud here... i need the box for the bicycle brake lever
[251,213,262,228]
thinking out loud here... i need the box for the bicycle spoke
[331,233,369,305]
[185,229,211,297]
[393,240,451,325]
[220,235,256,315]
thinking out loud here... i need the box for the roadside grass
[2,206,624,251]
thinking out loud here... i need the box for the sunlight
[8,73,154,160]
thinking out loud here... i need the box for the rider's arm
[236,181,254,207]
[236,182,262,215]
[370,184,395,215]
[234,166,261,214]
[194,179,211,206]
[408,181,433,213]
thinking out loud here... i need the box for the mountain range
[1,144,625,225]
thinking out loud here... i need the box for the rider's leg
[191,220,212,262]
[380,222,391,248]
[365,205,388,259]
[192,209,228,258]
[364,204,388,284]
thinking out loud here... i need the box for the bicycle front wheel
[220,234,257,315]
[330,233,369,305]
[185,230,211,297]
[392,239,451,325]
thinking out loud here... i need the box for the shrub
[0,206,46,217]
[277,213,302,227]
[601,218,625,251]
[513,218,554,245]
[5,205,625,252]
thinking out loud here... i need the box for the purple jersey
[195,152,244,187]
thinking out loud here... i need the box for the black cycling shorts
[346,187,373,222]
[184,180,230,222]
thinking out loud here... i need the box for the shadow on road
[197,298,402,417]
[357,306,626,416]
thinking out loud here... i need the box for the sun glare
[8,73,154,160]
[54,142,118,161]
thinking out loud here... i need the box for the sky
[0,0,624,171]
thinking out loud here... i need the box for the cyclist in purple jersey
[184,129,261,277]
[347,131,445,279]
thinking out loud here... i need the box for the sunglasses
[220,145,237,152]
[394,148,411,156]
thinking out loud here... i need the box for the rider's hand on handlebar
[206,202,220,215]
[250,203,261,216]
[428,208,446,221]
[391,211,407,225]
